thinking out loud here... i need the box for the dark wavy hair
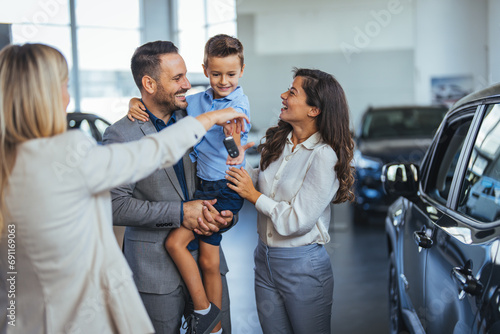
[258,68,355,203]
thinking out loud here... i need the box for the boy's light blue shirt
[188,86,251,181]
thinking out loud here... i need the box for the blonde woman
[0,43,248,333]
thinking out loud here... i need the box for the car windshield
[362,107,447,139]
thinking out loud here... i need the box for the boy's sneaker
[182,302,221,334]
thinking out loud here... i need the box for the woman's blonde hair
[0,43,68,233]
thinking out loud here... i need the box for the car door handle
[452,261,483,298]
[413,230,433,248]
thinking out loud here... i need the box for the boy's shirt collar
[204,86,243,102]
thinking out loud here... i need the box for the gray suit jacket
[103,110,229,295]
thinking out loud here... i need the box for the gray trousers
[139,273,231,334]
[254,240,334,334]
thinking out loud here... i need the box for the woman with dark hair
[226,68,355,333]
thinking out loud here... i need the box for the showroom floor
[114,201,390,334]
[222,201,390,334]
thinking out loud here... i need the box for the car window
[458,104,500,222]
[79,119,94,139]
[426,115,473,205]
[361,107,446,139]
[94,119,110,137]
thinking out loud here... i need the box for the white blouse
[249,131,339,247]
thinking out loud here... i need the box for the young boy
[128,34,250,334]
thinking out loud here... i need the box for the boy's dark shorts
[189,178,244,248]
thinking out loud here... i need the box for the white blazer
[0,116,206,334]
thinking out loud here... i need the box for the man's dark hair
[131,41,178,91]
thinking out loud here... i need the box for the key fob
[223,136,239,158]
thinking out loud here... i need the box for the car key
[223,136,239,158]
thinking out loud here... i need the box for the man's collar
[141,99,177,123]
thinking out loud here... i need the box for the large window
[7,1,74,97]
[7,0,141,123]
[176,0,237,81]
[3,0,237,122]
[75,0,141,123]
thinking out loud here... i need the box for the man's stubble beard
[154,82,188,113]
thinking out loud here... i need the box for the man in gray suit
[103,41,234,333]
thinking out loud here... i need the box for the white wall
[253,3,413,56]
[237,0,498,130]
[237,0,416,130]
[489,0,500,84]
[414,0,488,104]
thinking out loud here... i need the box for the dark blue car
[382,83,500,333]
[353,105,447,224]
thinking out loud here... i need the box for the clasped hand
[182,199,233,235]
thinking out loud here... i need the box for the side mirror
[382,163,419,198]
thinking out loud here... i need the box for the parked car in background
[67,112,111,144]
[353,105,447,224]
[382,83,500,334]
[245,127,267,167]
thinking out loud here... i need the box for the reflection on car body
[382,83,500,334]
[465,176,500,222]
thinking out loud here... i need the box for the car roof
[452,82,500,109]
[67,112,99,118]
[364,105,447,113]
[66,112,110,124]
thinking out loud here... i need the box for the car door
[396,106,474,331]
[397,197,432,331]
[423,102,500,333]
[474,240,500,332]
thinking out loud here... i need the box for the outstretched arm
[98,116,205,229]
[99,110,249,229]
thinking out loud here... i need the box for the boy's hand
[127,97,149,122]
[226,141,255,165]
